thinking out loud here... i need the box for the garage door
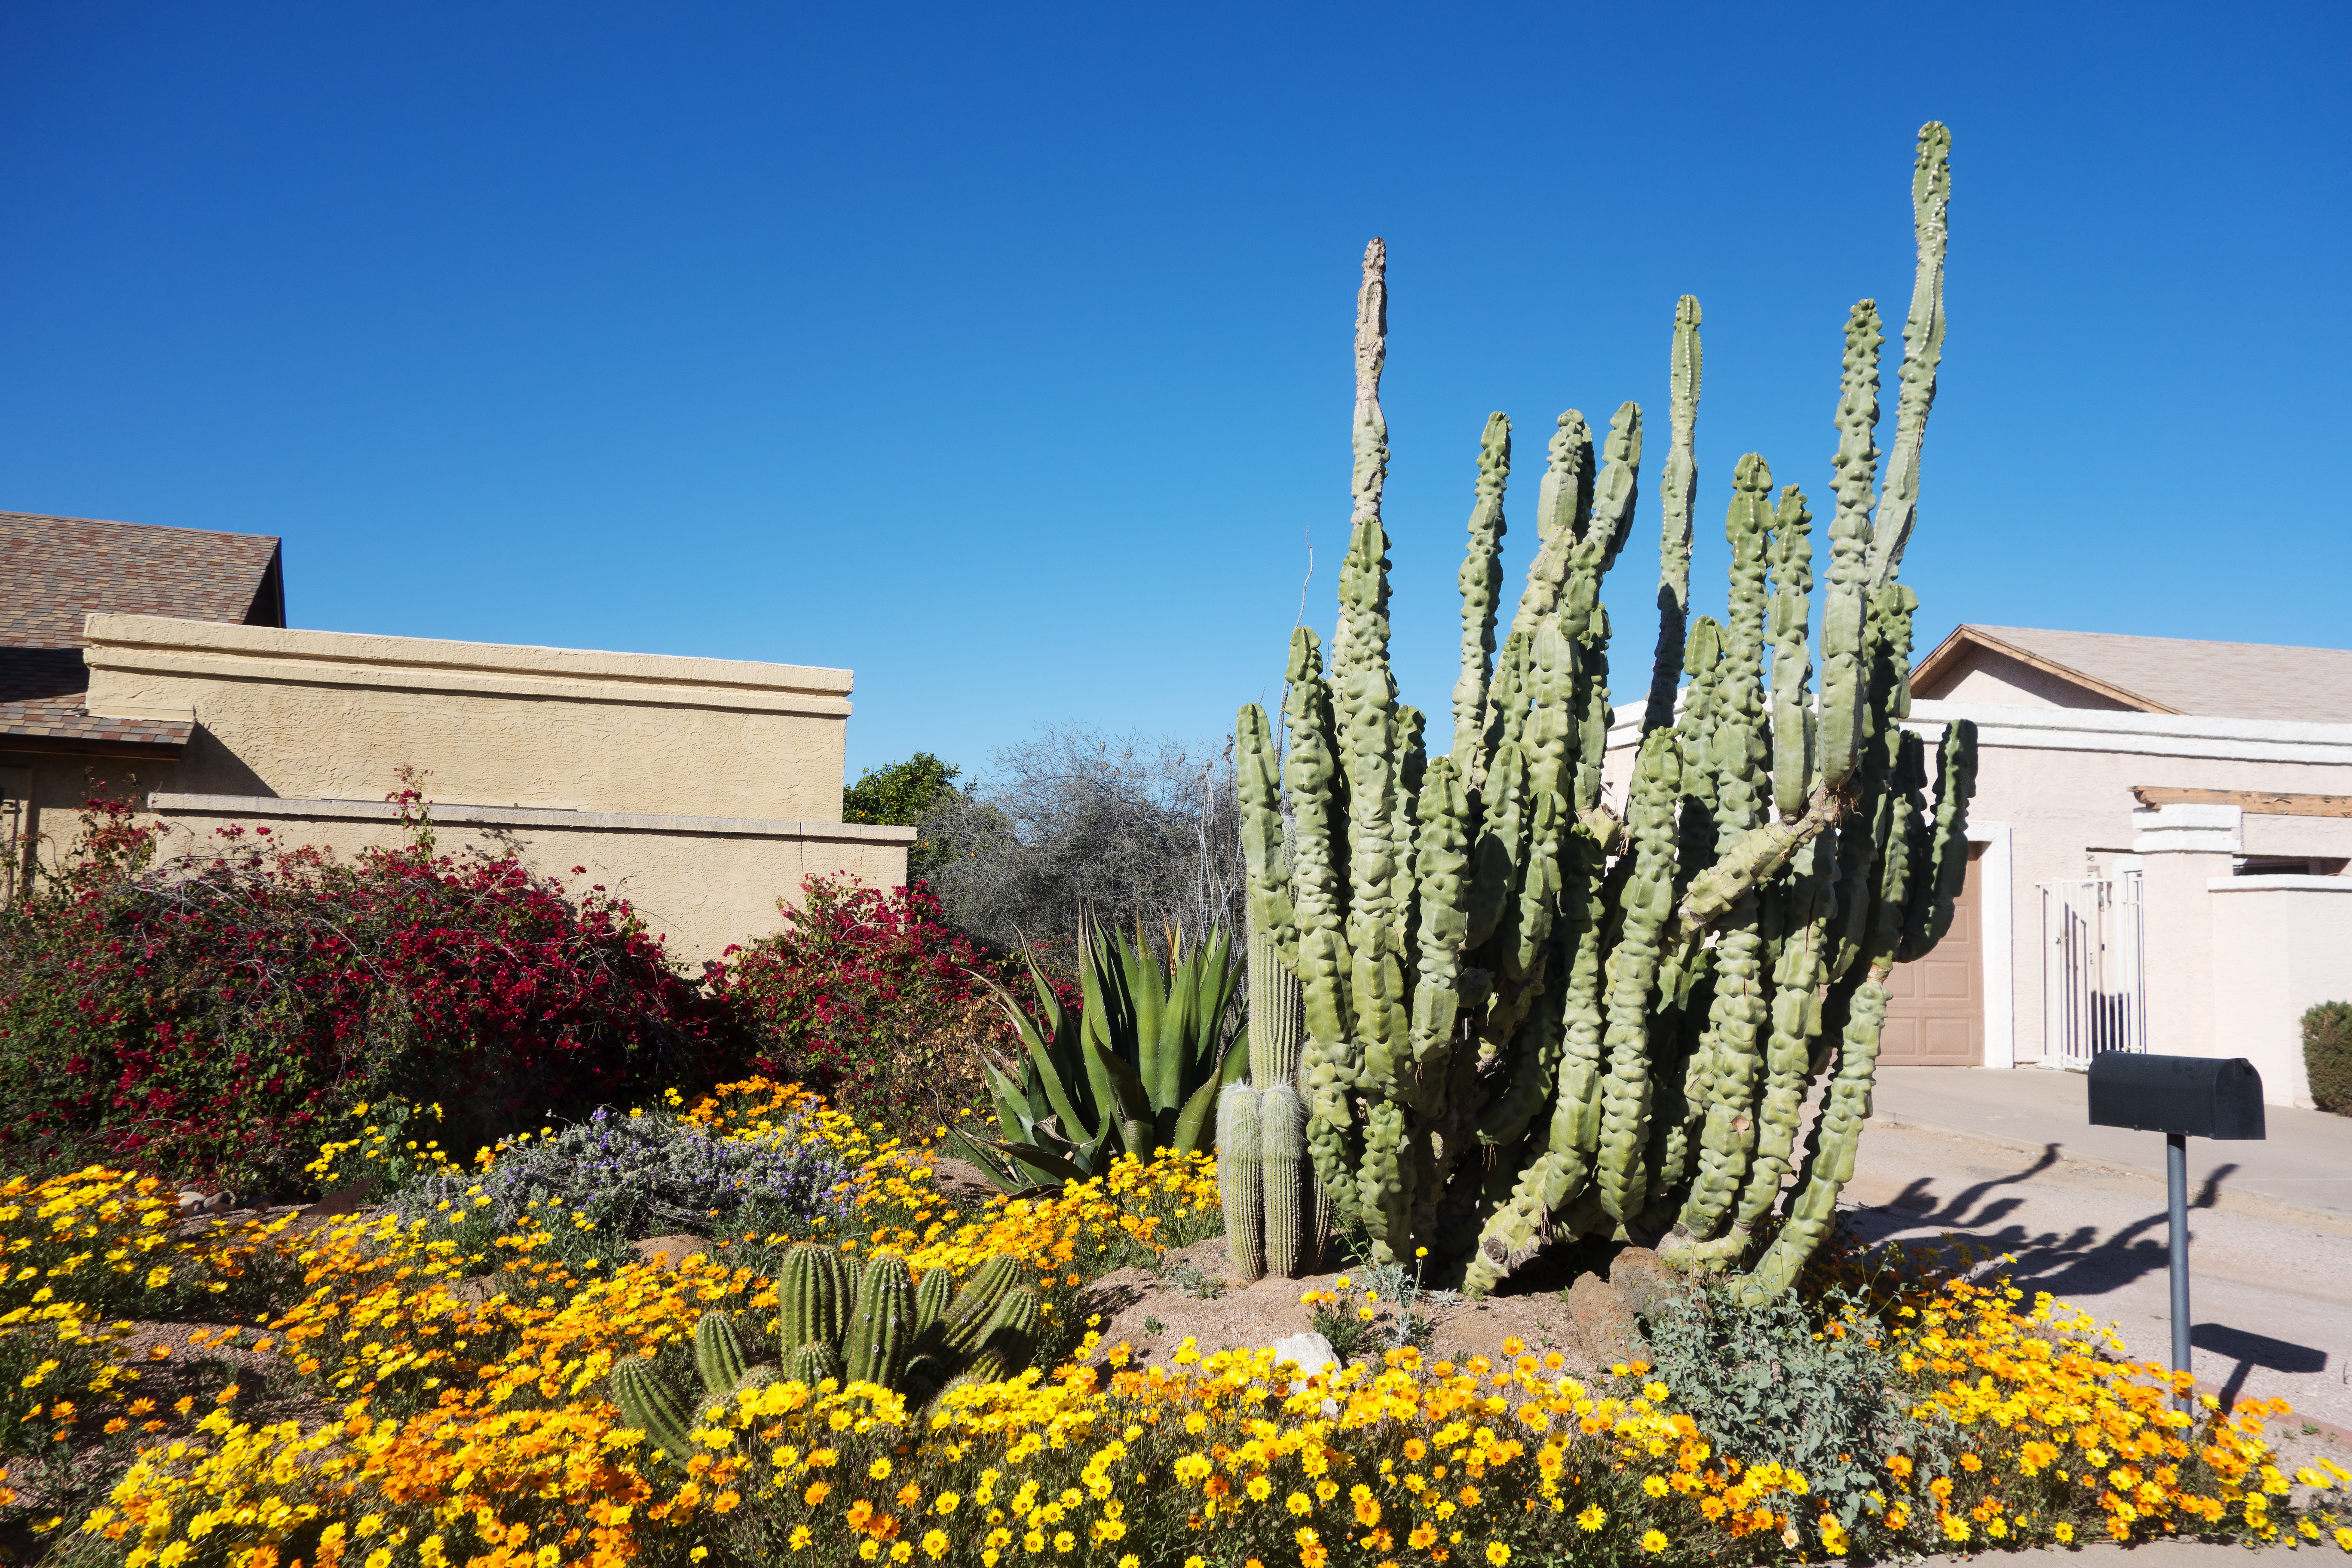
[1878,842,1984,1065]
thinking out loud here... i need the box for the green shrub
[1642,1277,1948,1530]
[2306,1001,2352,1113]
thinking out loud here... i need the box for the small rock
[1559,1243,1685,1368]
[632,1234,711,1269]
[1605,1246,1678,1325]
[1271,1330,1340,1416]
[176,1190,235,1216]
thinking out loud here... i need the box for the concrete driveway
[1841,1068,2352,1438]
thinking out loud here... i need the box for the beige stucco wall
[2205,879,2352,1105]
[80,613,857,820]
[4,614,914,962]
[141,795,911,965]
[1924,646,2138,711]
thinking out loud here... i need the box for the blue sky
[5,3,2346,784]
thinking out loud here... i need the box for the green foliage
[842,752,963,880]
[950,915,1246,1191]
[1642,1278,1948,1531]
[1236,126,1975,1298]
[2306,1001,2352,1114]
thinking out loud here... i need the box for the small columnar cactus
[1216,914,1323,1281]
[1233,124,1973,1301]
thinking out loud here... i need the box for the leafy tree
[843,753,963,879]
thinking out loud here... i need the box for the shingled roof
[0,511,285,754]
[1914,624,2352,724]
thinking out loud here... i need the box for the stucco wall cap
[83,613,855,698]
[2205,875,2352,893]
[148,792,918,844]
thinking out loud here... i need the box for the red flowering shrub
[0,793,746,1194]
[710,874,1067,1134]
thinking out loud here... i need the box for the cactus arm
[1283,628,1358,1093]
[1641,296,1703,738]
[1866,123,1953,593]
[1675,456,1778,1240]
[1237,703,1298,968]
[1331,238,1397,766]
[1768,485,1816,820]
[1737,733,1919,1299]
[1732,837,1835,1233]
[1594,730,1682,1222]
[1451,412,1513,778]
[1291,633,1367,1230]
[1900,719,1978,961]
[1583,401,1645,584]
[1404,756,1473,1086]
[1818,299,1884,789]
[1510,411,1594,639]
[1356,1096,1413,1261]
[1218,1084,1267,1283]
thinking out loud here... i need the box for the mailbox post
[2086,1054,2266,1409]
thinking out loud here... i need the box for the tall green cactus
[1231,124,1974,1297]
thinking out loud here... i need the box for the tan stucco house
[1602,624,2352,1107]
[1,511,911,961]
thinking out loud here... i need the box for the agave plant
[949,913,1246,1190]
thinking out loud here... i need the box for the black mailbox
[2087,1053,2266,1140]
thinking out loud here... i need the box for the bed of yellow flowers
[0,1076,2339,1568]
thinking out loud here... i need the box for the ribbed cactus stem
[785,1341,842,1389]
[1511,411,1592,639]
[934,1256,1021,1359]
[1451,413,1512,779]
[1236,704,1297,967]
[694,1311,754,1399]
[611,1359,697,1463]
[1819,300,1883,790]
[1902,720,1978,959]
[1356,1097,1412,1262]
[1260,1083,1313,1277]
[844,1253,914,1390]
[1331,238,1396,768]
[913,1265,954,1338]
[1727,836,1837,1240]
[1404,757,1472,1094]
[778,1243,851,1357]
[1739,745,1917,1300]
[1247,918,1305,1086]
[1595,731,1681,1222]
[1642,296,1702,737]
[1677,457,1778,1240]
[1217,1084,1266,1283]
[1866,123,1952,593]
[1767,485,1816,820]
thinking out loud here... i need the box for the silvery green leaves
[1229,124,1974,1294]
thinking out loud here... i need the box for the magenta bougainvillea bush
[0,793,742,1194]
[711,873,1066,1134]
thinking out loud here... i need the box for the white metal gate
[2040,873,2147,1068]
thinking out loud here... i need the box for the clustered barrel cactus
[611,1245,1041,1456]
[1232,123,1975,1302]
